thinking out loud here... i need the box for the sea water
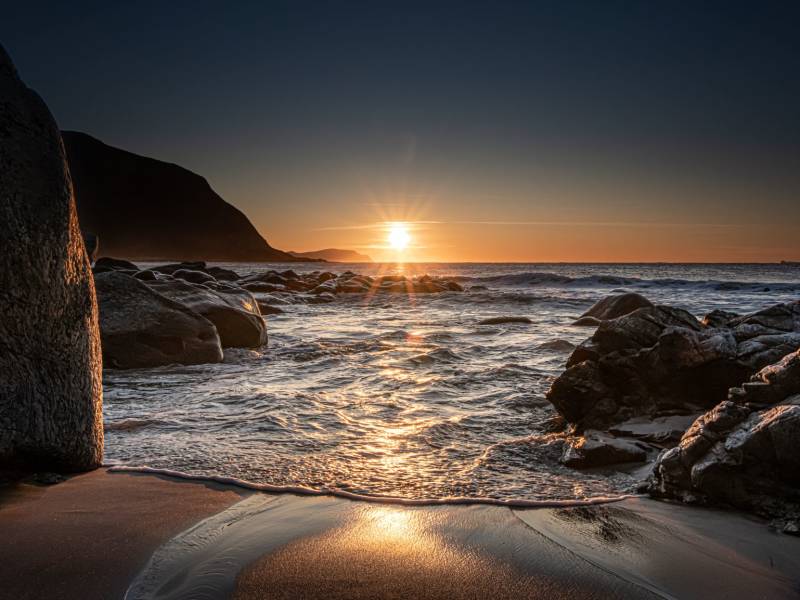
[103,263,800,502]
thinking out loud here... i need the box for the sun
[387,222,411,251]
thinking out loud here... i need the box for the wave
[107,465,635,508]
[467,271,800,292]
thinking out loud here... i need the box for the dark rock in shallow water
[648,349,800,530]
[133,269,158,281]
[172,269,216,284]
[146,278,267,348]
[478,316,533,325]
[151,261,207,275]
[95,272,223,368]
[0,44,103,472]
[575,292,653,324]
[547,300,800,430]
[205,266,240,281]
[561,431,650,468]
[94,256,139,272]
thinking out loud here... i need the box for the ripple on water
[103,263,800,502]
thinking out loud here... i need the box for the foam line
[107,465,636,508]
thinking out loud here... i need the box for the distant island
[289,248,373,262]
[62,131,308,262]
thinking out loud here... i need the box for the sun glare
[388,222,411,251]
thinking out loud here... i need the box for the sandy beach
[0,469,797,600]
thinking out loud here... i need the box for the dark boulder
[573,292,653,325]
[133,269,159,281]
[95,272,223,368]
[547,300,800,430]
[648,349,800,532]
[146,278,267,348]
[702,309,740,328]
[206,266,240,281]
[94,256,140,272]
[478,316,533,325]
[151,261,207,275]
[172,269,216,284]
[0,45,102,471]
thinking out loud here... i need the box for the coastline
[1,469,797,600]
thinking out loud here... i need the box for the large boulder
[573,292,653,325]
[547,300,800,430]
[146,278,267,348]
[94,272,223,368]
[0,45,103,471]
[648,349,800,531]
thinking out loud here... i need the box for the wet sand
[1,469,798,600]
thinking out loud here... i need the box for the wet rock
[146,278,267,348]
[572,316,602,327]
[257,303,285,315]
[0,44,103,472]
[702,309,740,328]
[94,256,139,272]
[172,269,216,284]
[561,431,650,468]
[206,266,240,281]
[243,282,285,293]
[151,261,207,275]
[547,300,800,430]
[478,316,533,325]
[536,339,576,353]
[576,292,653,323]
[95,272,223,368]
[609,414,700,444]
[133,269,158,281]
[648,349,800,527]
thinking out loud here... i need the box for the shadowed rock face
[0,45,103,471]
[648,349,800,530]
[61,131,301,262]
[95,272,224,368]
[146,278,267,348]
[547,299,800,431]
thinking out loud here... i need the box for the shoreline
[1,469,797,600]
[107,464,636,508]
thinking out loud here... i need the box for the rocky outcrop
[572,292,653,326]
[0,45,103,471]
[648,349,800,531]
[95,272,223,368]
[547,299,800,430]
[146,278,267,348]
[61,131,307,262]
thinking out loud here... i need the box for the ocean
[103,263,800,503]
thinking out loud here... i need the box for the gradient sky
[4,2,799,262]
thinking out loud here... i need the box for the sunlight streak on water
[104,262,800,501]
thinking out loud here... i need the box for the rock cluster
[93,260,464,368]
[547,299,800,430]
[648,349,800,531]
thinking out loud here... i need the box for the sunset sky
[4,2,799,262]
